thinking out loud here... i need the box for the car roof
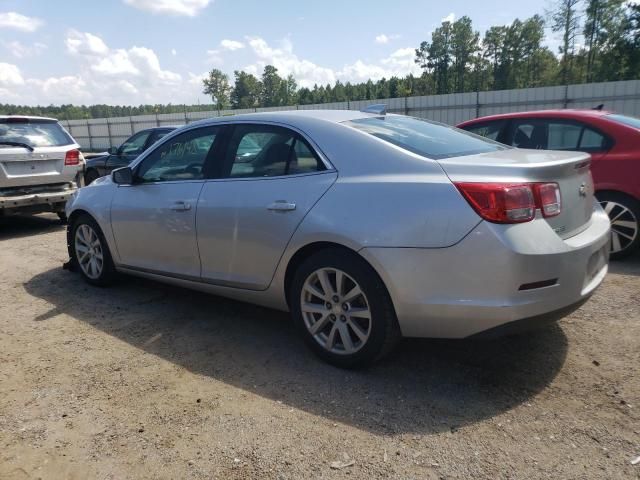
[0,115,59,122]
[188,109,384,128]
[458,109,613,126]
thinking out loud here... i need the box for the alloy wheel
[300,267,372,355]
[75,224,104,280]
[600,200,639,254]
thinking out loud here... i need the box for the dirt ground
[1,214,639,480]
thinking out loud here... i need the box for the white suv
[0,116,85,220]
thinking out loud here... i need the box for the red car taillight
[534,183,562,218]
[65,149,81,166]
[454,182,562,224]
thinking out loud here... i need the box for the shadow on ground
[25,266,569,435]
[608,251,640,277]
[0,214,65,241]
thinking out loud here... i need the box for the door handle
[170,201,191,212]
[267,201,296,212]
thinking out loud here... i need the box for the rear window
[0,119,74,148]
[346,115,508,160]
[607,114,640,129]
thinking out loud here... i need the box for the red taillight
[65,149,81,166]
[534,183,562,218]
[455,182,562,224]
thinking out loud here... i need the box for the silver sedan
[65,109,611,367]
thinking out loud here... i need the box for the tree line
[2,0,639,119]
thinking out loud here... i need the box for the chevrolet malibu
[65,109,610,367]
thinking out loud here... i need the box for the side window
[136,127,218,183]
[547,122,582,150]
[121,131,151,156]
[147,130,172,147]
[509,120,548,149]
[225,125,324,178]
[464,121,505,141]
[579,128,607,151]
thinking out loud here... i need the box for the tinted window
[509,120,547,149]
[464,121,506,141]
[0,119,73,148]
[607,114,640,129]
[121,131,151,156]
[137,127,218,183]
[148,130,173,145]
[580,128,606,150]
[548,122,582,150]
[225,124,324,178]
[346,116,507,160]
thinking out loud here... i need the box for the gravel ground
[1,214,639,480]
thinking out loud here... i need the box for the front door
[110,126,221,278]
[106,130,152,172]
[197,123,337,290]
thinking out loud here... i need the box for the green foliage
[202,68,231,110]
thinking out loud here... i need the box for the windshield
[0,119,74,148]
[345,115,508,160]
[607,114,640,130]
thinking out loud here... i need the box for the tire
[597,191,640,260]
[84,169,100,185]
[70,214,116,286]
[290,248,401,368]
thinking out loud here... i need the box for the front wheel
[290,248,400,368]
[597,192,640,260]
[71,214,116,286]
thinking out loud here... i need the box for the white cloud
[441,12,456,23]
[3,40,48,59]
[375,33,400,45]
[0,11,43,32]
[205,49,223,66]
[171,48,177,56]
[0,63,24,86]
[122,0,213,16]
[66,30,109,56]
[220,39,245,51]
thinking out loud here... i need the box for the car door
[106,130,152,172]
[110,126,221,278]
[196,123,337,290]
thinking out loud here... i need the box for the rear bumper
[0,186,76,213]
[360,202,611,338]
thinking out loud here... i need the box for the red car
[458,109,640,259]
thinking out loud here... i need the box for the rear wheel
[597,192,640,260]
[71,214,116,286]
[290,248,400,368]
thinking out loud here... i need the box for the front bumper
[360,203,611,338]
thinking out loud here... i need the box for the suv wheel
[290,248,400,368]
[71,214,116,285]
[597,192,640,260]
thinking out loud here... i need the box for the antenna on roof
[361,104,386,115]
[592,104,604,111]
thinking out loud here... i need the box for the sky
[0,0,553,106]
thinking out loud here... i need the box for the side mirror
[107,146,119,155]
[112,166,134,185]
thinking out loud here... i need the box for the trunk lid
[437,148,594,239]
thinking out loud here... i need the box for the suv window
[463,121,506,141]
[120,131,151,156]
[224,124,324,178]
[508,119,608,152]
[346,115,507,160]
[148,129,173,145]
[137,127,219,183]
[0,119,73,148]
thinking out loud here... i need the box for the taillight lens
[455,182,562,224]
[534,183,562,218]
[65,149,81,166]
[455,183,536,223]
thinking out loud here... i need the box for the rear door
[0,118,79,189]
[110,126,221,278]
[196,123,337,290]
